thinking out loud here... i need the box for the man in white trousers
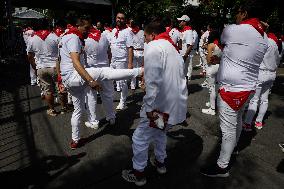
[59,16,143,150]
[122,20,188,186]
[243,30,280,130]
[200,0,268,177]
[129,20,144,91]
[177,15,194,81]
[110,12,134,110]
[84,27,116,129]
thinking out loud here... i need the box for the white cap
[177,15,190,22]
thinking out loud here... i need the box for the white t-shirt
[217,24,268,92]
[259,36,280,72]
[110,27,134,62]
[180,29,194,56]
[169,28,180,45]
[59,34,85,78]
[132,30,144,57]
[192,30,199,50]
[141,39,188,125]
[85,31,110,68]
[26,33,59,69]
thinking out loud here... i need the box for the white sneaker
[205,102,210,107]
[85,121,99,129]
[116,103,125,110]
[202,108,216,115]
[109,118,116,125]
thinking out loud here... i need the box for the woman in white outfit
[202,30,222,115]
[243,31,281,130]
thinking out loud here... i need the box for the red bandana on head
[34,30,50,40]
[66,27,84,40]
[267,33,281,47]
[240,18,264,36]
[104,27,113,32]
[180,26,192,33]
[88,28,101,42]
[54,27,64,37]
[131,26,140,34]
[115,25,127,38]
[154,32,179,52]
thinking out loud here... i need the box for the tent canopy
[12,9,45,19]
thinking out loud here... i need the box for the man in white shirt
[177,15,194,81]
[200,0,268,177]
[130,20,144,90]
[84,27,116,129]
[27,20,60,116]
[23,26,37,85]
[122,20,188,186]
[59,16,143,150]
[110,12,134,110]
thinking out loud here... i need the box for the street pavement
[0,55,284,189]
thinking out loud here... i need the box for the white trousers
[132,118,169,171]
[217,93,248,168]
[184,51,195,79]
[85,80,115,123]
[199,49,208,73]
[63,67,141,142]
[244,70,276,124]
[110,60,128,105]
[207,64,219,110]
[30,65,37,84]
[130,56,143,89]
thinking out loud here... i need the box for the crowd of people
[21,0,284,186]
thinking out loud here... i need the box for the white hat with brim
[177,15,190,22]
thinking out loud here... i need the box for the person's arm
[183,30,194,60]
[206,43,215,64]
[27,52,36,71]
[128,46,134,69]
[70,52,100,90]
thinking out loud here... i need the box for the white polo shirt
[59,34,85,78]
[180,29,194,56]
[259,36,280,72]
[217,24,268,92]
[141,39,188,125]
[26,33,59,69]
[133,30,144,57]
[110,27,134,62]
[85,31,110,68]
[169,28,180,45]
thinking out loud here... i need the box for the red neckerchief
[54,27,64,37]
[34,30,50,40]
[213,39,223,50]
[131,26,140,34]
[240,18,264,36]
[67,24,75,30]
[267,32,281,47]
[180,26,192,33]
[88,28,101,42]
[154,32,179,52]
[104,27,113,32]
[219,88,254,111]
[165,26,171,34]
[115,25,127,38]
[66,27,84,41]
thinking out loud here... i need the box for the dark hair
[76,15,92,26]
[208,30,220,44]
[144,19,166,35]
[239,0,270,20]
[33,19,50,31]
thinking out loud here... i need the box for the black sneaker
[200,164,229,177]
[122,169,146,186]
[150,157,167,174]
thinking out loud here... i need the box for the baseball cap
[177,15,190,22]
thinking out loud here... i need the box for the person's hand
[128,63,133,69]
[146,111,159,121]
[210,55,221,65]
[58,83,66,93]
[88,80,102,91]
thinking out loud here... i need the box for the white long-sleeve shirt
[141,39,188,125]
[217,24,268,92]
